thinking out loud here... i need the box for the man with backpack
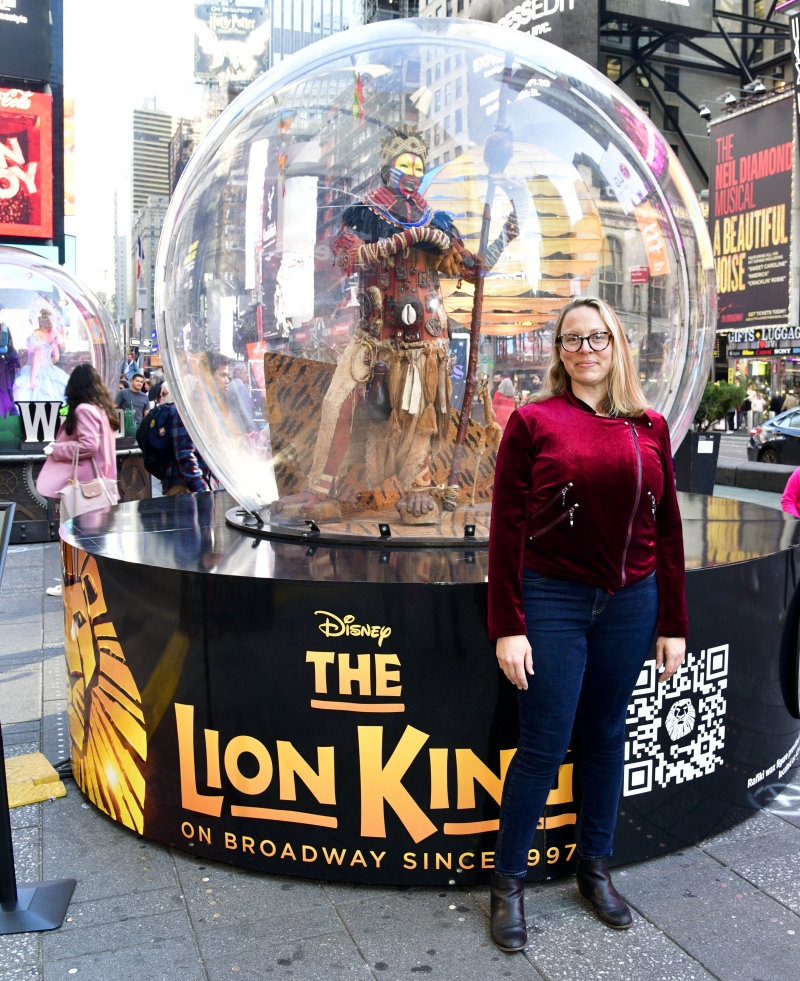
[137,384,214,495]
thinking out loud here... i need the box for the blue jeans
[495,569,659,877]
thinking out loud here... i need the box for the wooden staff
[444,53,515,509]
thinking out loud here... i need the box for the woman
[492,378,517,430]
[487,296,687,951]
[36,363,120,596]
[13,301,69,403]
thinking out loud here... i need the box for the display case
[157,18,715,543]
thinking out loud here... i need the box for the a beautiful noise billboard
[709,94,793,334]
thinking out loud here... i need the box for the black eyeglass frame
[557,331,613,353]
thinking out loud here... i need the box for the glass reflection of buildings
[173,43,692,414]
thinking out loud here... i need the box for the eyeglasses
[558,331,612,353]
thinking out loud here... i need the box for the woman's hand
[496,634,533,690]
[656,636,686,683]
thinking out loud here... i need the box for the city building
[169,118,200,196]
[270,0,357,64]
[130,195,168,355]
[132,109,172,217]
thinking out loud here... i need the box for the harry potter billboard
[709,94,793,334]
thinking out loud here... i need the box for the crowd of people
[732,385,798,431]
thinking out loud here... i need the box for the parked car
[748,408,800,464]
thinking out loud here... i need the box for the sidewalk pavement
[2,542,800,981]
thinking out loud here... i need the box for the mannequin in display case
[272,126,518,525]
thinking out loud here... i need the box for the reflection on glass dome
[157,18,716,542]
[0,246,119,412]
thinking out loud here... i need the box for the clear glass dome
[157,17,716,541]
[0,246,120,410]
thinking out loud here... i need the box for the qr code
[623,645,728,797]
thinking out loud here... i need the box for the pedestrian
[227,361,256,435]
[492,378,517,430]
[114,371,149,425]
[122,351,140,384]
[147,370,165,407]
[770,391,785,418]
[36,363,120,596]
[751,392,765,427]
[781,467,800,517]
[487,295,687,951]
[490,371,503,398]
[158,385,214,496]
[784,390,798,411]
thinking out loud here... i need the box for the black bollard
[0,722,76,933]
[0,501,75,933]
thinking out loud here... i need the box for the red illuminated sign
[0,89,52,239]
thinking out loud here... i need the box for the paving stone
[523,905,715,981]
[43,909,191,961]
[0,662,42,724]
[335,888,544,980]
[203,932,372,981]
[194,902,345,951]
[0,930,40,970]
[43,793,177,903]
[41,936,206,981]
[10,802,40,830]
[173,851,328,933]
[617,847,800,981]
[0,622,42,656]
[42,654,66,701]
[57,885,185,934]
[3,967,41,981]
[12,824,40,881]
[43,611,64,647]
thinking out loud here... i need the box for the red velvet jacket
[488,388,688,640]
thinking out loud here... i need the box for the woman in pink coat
[36,363,120,595]
[781,468,800,518]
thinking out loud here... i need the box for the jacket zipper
[530,504,579,540]
[620,423,642,586]
[647,491,656,519]
[532,482,573,519]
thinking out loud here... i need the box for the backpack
[136,403,174,479]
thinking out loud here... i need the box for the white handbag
[57,445,117,521]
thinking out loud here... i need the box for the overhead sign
[0,88,53,239]
[482,0,600,69]
[604,0,713,36]
[709,95,793,333]
[194,4,271,83]
[0,0,50,84]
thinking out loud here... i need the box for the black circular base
[225,504,487,549]
[59,491,800,884]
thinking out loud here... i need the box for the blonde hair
[529,296,650,418]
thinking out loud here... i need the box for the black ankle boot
[576,856,632,929]
[489,873,527,951]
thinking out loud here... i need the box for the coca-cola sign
[0,87,52,238]
[0,90,32,110]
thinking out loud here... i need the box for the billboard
[0,0,50,84]
[0,88,52,239]
[476,0,599,68]
[604,0,713,36]
[709,95,793,336]
[194,5,271,83]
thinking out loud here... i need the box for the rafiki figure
[272,126,518,525]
